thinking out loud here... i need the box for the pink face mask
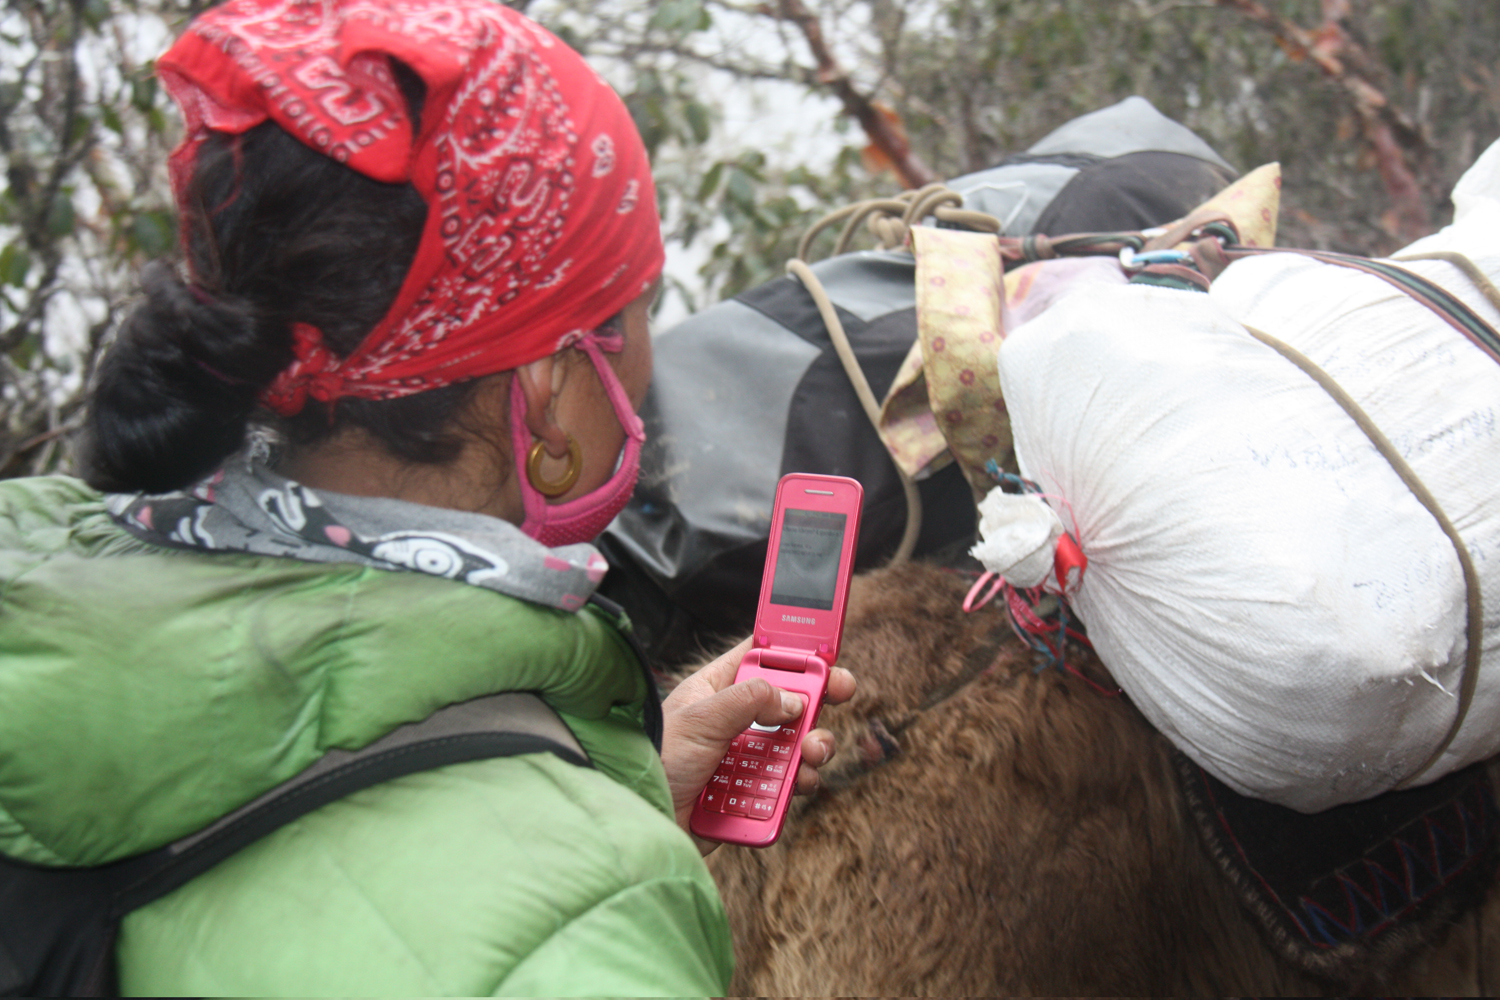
[510,330,646,548]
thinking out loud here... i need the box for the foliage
[3,0,1499,479]
[523,0,886,307]
[823,0,1500,251]
[0,0,194,477]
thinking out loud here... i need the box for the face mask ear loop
[511,329,645,531]
[574,334,645,442]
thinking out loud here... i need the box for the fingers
[755,683,807,729]
[670,676,803,757]
[825,666,856,706]
[794,728,836,795]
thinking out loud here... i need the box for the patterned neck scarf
[107,447,610,613]
[157,0,663,416]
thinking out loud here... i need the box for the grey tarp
[599,97,1238,663]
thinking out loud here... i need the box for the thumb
[679,677,806,748]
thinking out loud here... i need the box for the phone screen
[768,508,848,611]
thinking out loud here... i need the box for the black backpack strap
[0,691,588,998]
[587,593,663,752]
[116,691,590,914]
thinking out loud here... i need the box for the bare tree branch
[1217,0,1432,241]
[772,0,937,189]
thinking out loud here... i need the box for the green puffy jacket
[0,476,733,996]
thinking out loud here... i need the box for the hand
[659,635,856,855]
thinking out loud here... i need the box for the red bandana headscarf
[157,0,663,416]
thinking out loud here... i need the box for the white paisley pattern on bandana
[157,0,664,414]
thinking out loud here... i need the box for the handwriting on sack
[1244,407,1495,472]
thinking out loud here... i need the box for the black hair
[82,63,485,494]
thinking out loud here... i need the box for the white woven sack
[997,148,1500,811]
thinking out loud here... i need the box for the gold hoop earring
[526,435,583,497]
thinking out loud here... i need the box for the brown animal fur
[706,561,1500,996]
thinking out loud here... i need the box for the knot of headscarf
[261,323,349,416]
[157,0,664,415]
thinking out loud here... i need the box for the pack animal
[705,561,1498,996]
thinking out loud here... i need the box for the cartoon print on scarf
[367,532,510,585]
[258,482,315,536]
[248,480,513,585]
[106,457,597,612]
[169,503,218,549]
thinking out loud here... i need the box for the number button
[742,736,771,757]
[767,741,795,761]
[761,760,789,780]
[754,777,783,797]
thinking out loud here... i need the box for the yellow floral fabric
[876,163,1281,497]
[880,227,1010,497]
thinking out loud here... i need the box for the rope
[796,201,864,262]
[902,185,963,229]
[832,198,915,256]
[797,184,1001,262]
[934,205,1001,233]
[787,257,922,565]
[1242,324,1483,790]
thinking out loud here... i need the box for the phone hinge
[752,647,818,672]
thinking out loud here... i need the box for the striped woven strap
[1227,246,1500,367]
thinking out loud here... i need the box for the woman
[0,0,851,994]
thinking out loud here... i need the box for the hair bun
[82,260,288,493]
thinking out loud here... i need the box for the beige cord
[796,202,864,262]
[797,184,1004,263]
[831,199,917,257]
[1392,251,1500,316]
[934,205,1001,233]
[783,183,1007,563]
[902,185,963,229]
[787,258,922,564]
[1243,324,1482,789]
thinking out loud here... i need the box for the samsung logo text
[782,614,815,624]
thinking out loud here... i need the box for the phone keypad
[699,721,800,821]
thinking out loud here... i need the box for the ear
[515,354,572,458]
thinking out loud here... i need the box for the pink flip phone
[689,473,864,847]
